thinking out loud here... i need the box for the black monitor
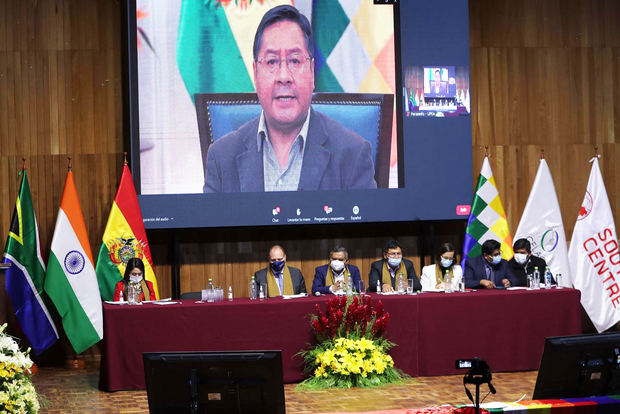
[533,332,620,399]
[143,350,285,414]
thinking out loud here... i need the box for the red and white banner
[568,157,620,332]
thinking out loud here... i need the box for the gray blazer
[204,109,377,192]
[254,266,307,297]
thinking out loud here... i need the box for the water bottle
[228,286,233,301]
[127,284,136,305]
[458,275,465,292]
[346,273,353,295]
[207,278,215,290]
[259,284,265,301]
[249,276,257,300]
[533,267,540,290]
[527,274,534,289]
[444,270,453,293]
[397,273,405,294]
[376,279,382,294]
[119,289,124,303]
[544,267,552,289]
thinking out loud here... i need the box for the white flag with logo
[568,157,620,332]
[514,159,570,284]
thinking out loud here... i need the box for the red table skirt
[99,288,581,391]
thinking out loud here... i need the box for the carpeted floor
[31,359,537,413]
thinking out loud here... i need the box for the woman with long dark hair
[420,242,463,291]
[113,257,156,302]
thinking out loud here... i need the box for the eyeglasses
[256,54,312,75]
[386,251,402,258]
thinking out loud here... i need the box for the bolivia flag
[96,164,159,301]
[45,170,103,354]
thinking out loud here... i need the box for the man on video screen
[204,5,377,193]
[430,69,448,96]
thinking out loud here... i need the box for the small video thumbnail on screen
[403,66,470,118]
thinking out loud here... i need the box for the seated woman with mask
[113,257,156,302]
[420,242,463,291]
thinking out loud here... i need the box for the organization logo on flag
[578,191,593,220]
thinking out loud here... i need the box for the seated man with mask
[254,245,307,297]
[312,246,363,295]
[368,240,421,292]
[464,239,518,289]
[508,238,553,286]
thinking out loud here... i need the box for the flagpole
[21,157,26,171]
[540,149,544,159]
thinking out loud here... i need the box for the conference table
[99,287,581,391]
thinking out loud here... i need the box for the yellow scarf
[325,265,351,288]
[381,261,407,286]
[434,264,453,288]
[267,265,294,297]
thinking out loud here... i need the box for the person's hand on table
[330,281,343,293]
[479,279,495,289]
[502,278,511,288]
[381,283,394,293]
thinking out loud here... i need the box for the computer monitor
[143,350,285,414]
[533,332,620,399]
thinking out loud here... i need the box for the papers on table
[282,293,309,299]
[142,298,172,304]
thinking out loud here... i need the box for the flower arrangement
[0,324,40,413]
[298,295,405,389]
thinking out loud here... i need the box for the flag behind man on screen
[514,158,570,284]
[568,156,620,332]
[96,163,159,301]
[45,167,103,354]
[462,156,513,269]
[2,168,58,354]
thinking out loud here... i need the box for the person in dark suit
[254,245,307,297]
[368,240,421,292]
[204,5,376,193]
[464,239,518,289]
[508,238,553,286]
[312,246,363,295]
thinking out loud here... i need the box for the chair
[179,291,202,300]
[194,92,394,188]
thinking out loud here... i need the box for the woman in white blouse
[421,242,462,291]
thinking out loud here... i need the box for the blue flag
[3,170,58,354]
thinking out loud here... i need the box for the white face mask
[330,259,345,273]
[130,275,143,283]
[514,253,528,265]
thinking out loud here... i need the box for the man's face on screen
[254,20,314,135]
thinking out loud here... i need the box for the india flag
[45,170,103,354]
[462,156,514,268]
[96,164,159,301]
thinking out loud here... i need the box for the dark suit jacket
[508,255,553,286]
[204,109,377,192]
[312,264,363,295]
[368,259,421,292]
[463,255,518,289]
[254,266,307,297]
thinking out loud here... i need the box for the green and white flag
[45,170,103,354]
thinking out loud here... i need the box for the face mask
[387,257,402,268]
[330,260,345,273]
[514,253,528,265]
[440,258,453,268]
[491,254,502,265]
[129,275,143,283]
[270,260,285,273]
